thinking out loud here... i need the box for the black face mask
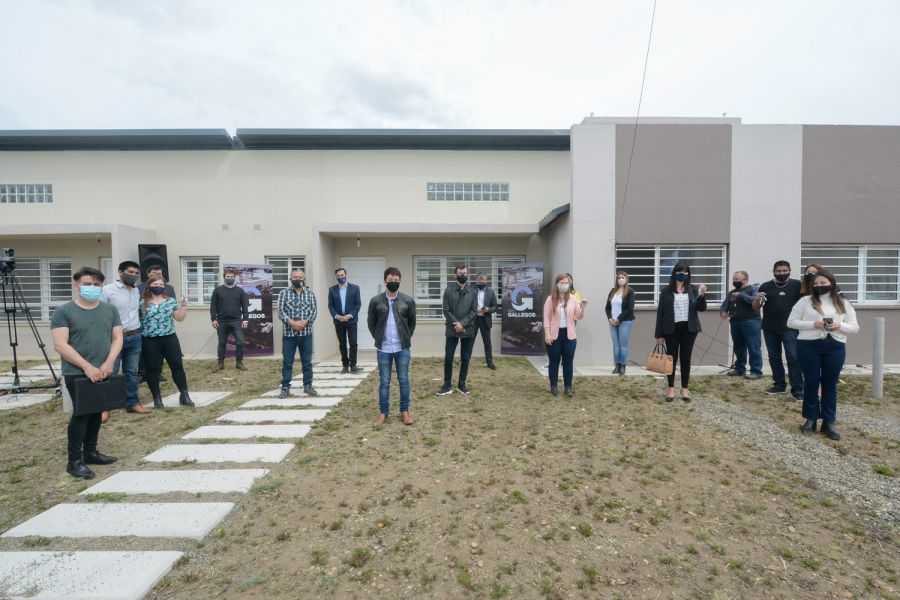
[732,281,743,289]
[456,274,468,284]
[774,273,789,282]
[476,284,486,290]
[121,273,138,286]
[805,272,817,282]
[813,285,832,297]
[385,281,400,293]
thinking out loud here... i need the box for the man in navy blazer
[328,267,363,373]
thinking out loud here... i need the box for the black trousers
[334,321,358,367]
[664,322,698,389]
[143,334,189,397]
[474,316,493,362]
[444,335,475,386]
[216,319,245,363]
[65,375,102,462]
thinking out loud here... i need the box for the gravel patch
[691,394,900,525]
[839,403,900,441]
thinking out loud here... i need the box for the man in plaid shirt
[278,268,318,398]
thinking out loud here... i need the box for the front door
[340,257,386,350]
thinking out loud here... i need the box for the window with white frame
[426,182,509,202]
[8,258,72,320]
[801,245,899,304]
[180,257,220,304]
[0,184,53,204]
[265,255,307,296]
[615,245,728,305]
[414,255,526,319]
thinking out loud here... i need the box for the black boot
[799,419,817,433]
[84,451,118,465]
[611,364,620,375]
[179,390,195,407]
[564,386,574,397]
[153,394,164,409]
[66,460,95,480]
[821,420,841,440]
[618,364,626,376]
[550,385,559,396]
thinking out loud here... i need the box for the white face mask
[617,278,627,286]
[557,283,570,293]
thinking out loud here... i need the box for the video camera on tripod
[1,247,62,397]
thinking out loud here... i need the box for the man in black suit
[328,267,363,374]
[473,273,499,370]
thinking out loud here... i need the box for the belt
[123,328,142,337]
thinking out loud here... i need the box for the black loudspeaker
[138,244,169,283]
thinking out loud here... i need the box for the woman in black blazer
[654,262,708,401]
[605,271,635,375]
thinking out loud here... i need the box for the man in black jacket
[367,266,416,425]
[210,268,250,371]
[438,265,478,396]
[472,273,499,370]
[719,270,763,380]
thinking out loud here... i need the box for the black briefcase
[72,375,127,416]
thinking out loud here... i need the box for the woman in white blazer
[787,269,858,440]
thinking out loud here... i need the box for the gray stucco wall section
[802,125,900,244]
[615,124,732,244]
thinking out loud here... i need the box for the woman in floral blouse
[140,274,193,408]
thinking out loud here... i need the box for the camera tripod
[1,270,61,397]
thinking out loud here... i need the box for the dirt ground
[1,358,898,599]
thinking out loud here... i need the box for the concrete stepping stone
[295,379,361,388]
[314,372,369,380]
[316,360,376,367]
[2,503,234,541]
[145,391,231,408]
[144,443,294,464]
[80,469,268,495]
[0,394,54,411]
[0,551,182,600]
[217,409,329,423]
[240,397,343,408]
[261,387,352,397]
[314,366,374,373]
[4,369,51,378]
[183,424,311,440]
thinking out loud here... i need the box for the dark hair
[334,267,347,276]
[773,260,791,270]
[118,260,140,272]
[223,268,236,276]
[666,262,692,292]
[384,266,401,280]
[73,266,104,283]
[455,264,468,274]
[809,269,847,315]
[146,264,164,274]
[800,263,825,295]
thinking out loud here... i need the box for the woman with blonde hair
[140,274,193,408]
[543,273,588,397]
[605,271,635,375]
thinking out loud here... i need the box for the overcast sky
[2,0,899,131]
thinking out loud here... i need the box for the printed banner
[500,263,544,356]
[224,263,274,357]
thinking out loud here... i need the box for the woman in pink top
[543,273,588,397]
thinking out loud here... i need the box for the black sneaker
[437,384,453,396]
[726,369,744,377]
[457,384,470,395]
[744,373,763,381]
[350,366,363,374]
[766,387,787,395]
[791,392,803,402]
[340,366,349,374]
[278,387,291,399]
[564,386,574,397]
[303,385,318,397]
[550,386,559,396]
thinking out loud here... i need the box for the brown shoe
[401,411,413,426]
[100,411,110,424]
[373,413,387,426]
[213,363,225,372]
[127,405,152,414]
[235,363,248,371]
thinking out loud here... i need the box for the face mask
[148,286,165,296]
[337,277,346,284]
[617,278,627,286]
[456,274,468,284]
[224,278,235,286]
[774,273,789,282]
[813,285,831,297]
[476,284,486,290]
[674,273,688,282]
[732,281,743,289]
[79,285,101,302]
[557,283,570,293]
[291,279,305,289]
[385,281,400,293]
[805,272,816,282]
[121,273,138,286]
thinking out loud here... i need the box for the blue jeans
[763,328,803,394]
[282,335,313,388]
[113,333,142,407]
[797,336,845,422]
[730,319,763,376]
[609,320,633,365]
[377,348,411,415]
[546,328,577,388]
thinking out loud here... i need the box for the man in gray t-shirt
[51,266,123,480]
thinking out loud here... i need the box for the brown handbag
[646,342,674,375]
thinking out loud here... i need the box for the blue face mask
[79,285,101,301]
[224,278,235,286]
[337,277,346,284]
[674,273,689,282]
[148,286,166,296]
